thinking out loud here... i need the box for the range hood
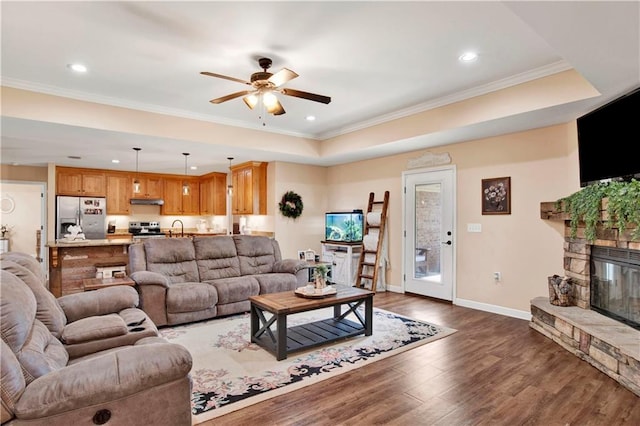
[130,198,164,206]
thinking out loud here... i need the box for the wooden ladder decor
[355,191,389,292]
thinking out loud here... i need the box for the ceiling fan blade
[210,90,254,104]
[200,71,251,86]
[268,68,298,87]
[280,88,331,104]
[267,98,286,116]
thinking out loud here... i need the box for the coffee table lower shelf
[253,317,364,357]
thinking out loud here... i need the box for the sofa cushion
[194,236,241,280]
[0,271,68,384]
[253,273,298,294]
[233,235,278,276]
[1,260,67,337]
[205,276,259,305]
[166,282,218,314]
[143,238,199,283]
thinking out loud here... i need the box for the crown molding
[315,60,573,140]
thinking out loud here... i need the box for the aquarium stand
[321,241,363,286]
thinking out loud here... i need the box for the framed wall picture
[481,176,511,215]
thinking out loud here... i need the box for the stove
[128,221,166,240]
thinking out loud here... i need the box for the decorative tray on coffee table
[294,286,337,298]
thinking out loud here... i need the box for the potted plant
[314,264,329,289]
[556,179,640,242]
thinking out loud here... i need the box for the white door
[403,166,455,300]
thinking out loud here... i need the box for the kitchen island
[47,238,136,297]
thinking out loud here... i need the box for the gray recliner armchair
[1,252,158,359]
[0,269,193,426]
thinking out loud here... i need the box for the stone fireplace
[531,202,640,397]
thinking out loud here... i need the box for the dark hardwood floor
[203,292,640,426]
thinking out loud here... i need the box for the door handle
[442,240,452,245]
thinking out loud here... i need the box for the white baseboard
[382,286,531,321]
[454,298,531,321]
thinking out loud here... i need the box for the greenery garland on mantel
[278,191,304,219]
[555,179,640,242]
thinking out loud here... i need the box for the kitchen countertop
[47,238,135,248]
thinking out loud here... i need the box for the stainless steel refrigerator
[56,196,107,240]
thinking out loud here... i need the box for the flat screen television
[325,211,364,242]
[577,86,640,186]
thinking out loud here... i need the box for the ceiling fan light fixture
[262,92,278,108]
[202,57,330,117]
[243,94,258,110]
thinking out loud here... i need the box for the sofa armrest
[273,259,308,274]
[130,271,171,288]
[13,343,192,420]
[57,286,139,323]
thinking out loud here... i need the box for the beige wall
[0,164,50,247]
[0,182,43,256]
[271,162,328,259]
[0,164,48,182]
[325,122,580,313]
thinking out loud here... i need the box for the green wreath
[279,191,304,219]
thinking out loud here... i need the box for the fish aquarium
[325,211,364,242]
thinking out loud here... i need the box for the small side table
[82,276,135,291]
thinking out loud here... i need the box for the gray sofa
[128,235,309,326]
[1,261,193,425]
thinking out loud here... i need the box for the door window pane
[415,183,442,282]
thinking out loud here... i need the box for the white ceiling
[1,1,639,175]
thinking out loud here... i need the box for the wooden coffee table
[249,285,374,360]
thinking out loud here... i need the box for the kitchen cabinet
[230,161,267,215]
[131,175,163,199]
[106,173,131,215]
[199,172,227,215]
[56,167,106,196]
[161,178,200,215]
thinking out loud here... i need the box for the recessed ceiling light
[190,166,198,170]
[67,63,88,73]
[112,159,120,164]
[305,115,316,121]
[459,52,478,62]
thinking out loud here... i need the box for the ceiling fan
[201,57,331,116]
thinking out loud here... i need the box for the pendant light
[226,157,234,196]
[182,153,190,196]
[132,148,141,194]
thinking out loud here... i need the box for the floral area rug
[159,306,457,425]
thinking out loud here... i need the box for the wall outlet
[493,272,501,282]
